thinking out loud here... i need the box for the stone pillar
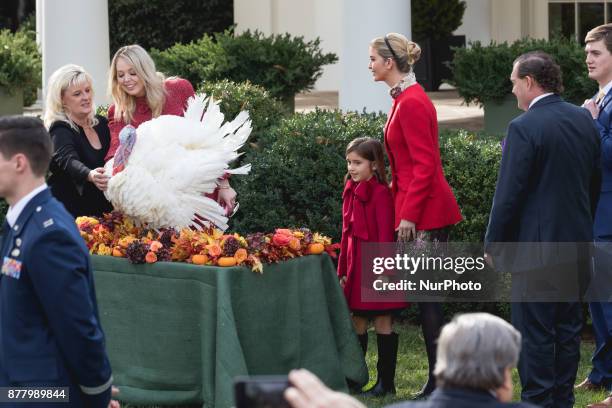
[490,0,522,43]
[339,0,411,113]
[234,0,274,35]
[37,0,110,107]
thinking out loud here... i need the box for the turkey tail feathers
[105,92,251,231]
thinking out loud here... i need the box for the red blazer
[384,84,462,230]
[338,177,407,311]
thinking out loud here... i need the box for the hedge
[151,29,338,108]
[198,80,289,157]
[230,109,387,240]
[451,36,598,106]
[0,28,40,107]
[107,0,233,53]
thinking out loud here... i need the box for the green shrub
[412,0,467,40]
[230,109,386,240]
[439,130,502,242]
[198,80,288,154]
[108,0,233,53]
[0,28,41,107]
[151,29,338,108]
[451,37,598,106]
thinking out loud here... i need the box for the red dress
[384,85,462,231]
[337,177,408,311]
[105,78,195,161]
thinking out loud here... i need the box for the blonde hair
[585,23,612,53]
[43,64,99,130]
[370,33,421,74]
[108,44,166,124]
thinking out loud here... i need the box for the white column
[234,0,274,35]
[340,0,411,113]
[490,0,522,43]
[38,0,110,107]
[313,0,341,91]
[455,0,492,45]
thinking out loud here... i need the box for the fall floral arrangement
[75,212,340,273]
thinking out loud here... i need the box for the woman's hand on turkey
[217,184,237,215]
[89,167,109,191]
[396,219,416,242]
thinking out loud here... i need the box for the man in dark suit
[284,313,538,408]
[484,51,601,408]
[578,23,612,408]
[0,116,114,407]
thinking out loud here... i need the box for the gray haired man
[284,313,539,408]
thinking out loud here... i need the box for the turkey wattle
[104,94,251,231]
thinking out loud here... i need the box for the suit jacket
[593,88,612,241]
[0,188,112,407]
[384,84,462,230]
[485,94,600,271]
[385,387,540,408]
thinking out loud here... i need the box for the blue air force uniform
[0,186,112,407]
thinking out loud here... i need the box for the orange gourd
[217,256,237,267]
[192,254,208,265]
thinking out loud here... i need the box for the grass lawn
[358,323,609,408]
[125,322,607,408]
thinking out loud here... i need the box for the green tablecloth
[92,254,368,408]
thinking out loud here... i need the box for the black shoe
[361,332,398,397]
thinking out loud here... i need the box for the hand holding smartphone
[234,375,291,408]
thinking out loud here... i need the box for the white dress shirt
[529,93,554,110]
[6,183,48,227]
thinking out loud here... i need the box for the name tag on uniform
[1,256,22,279]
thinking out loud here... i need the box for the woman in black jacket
[44,64,112,217]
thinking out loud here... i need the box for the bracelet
[218,185,230,190]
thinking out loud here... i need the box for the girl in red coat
[368,33,462,399]
[338,137,407,396]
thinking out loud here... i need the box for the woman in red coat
[368,32,462,399]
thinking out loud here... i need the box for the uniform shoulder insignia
[43,218,54,228]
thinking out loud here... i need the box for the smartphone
[234,375,291,408]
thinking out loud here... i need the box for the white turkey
[104,93,251,231]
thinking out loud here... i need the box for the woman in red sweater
[106,44,236,213]
[368,33,462,399]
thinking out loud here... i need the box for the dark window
[549,3,576,40]
[579,3,605,43]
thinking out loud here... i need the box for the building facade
[235,0,612,111]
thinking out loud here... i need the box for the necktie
[596,89,606,105]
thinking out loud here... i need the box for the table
[92,254,368,407]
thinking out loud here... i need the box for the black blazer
[47,115,113,217]
[385,387,540,408]
[485,95,600,271]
